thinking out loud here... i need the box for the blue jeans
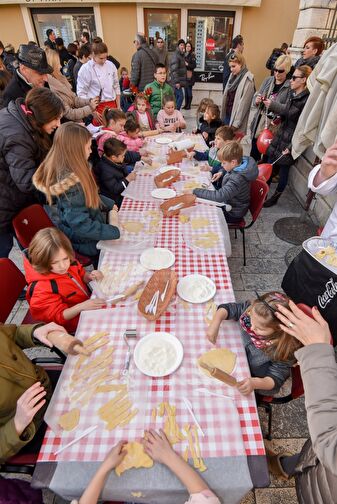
[174,86,184,110]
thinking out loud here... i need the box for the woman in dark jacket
[169,39,187,110]
[0,87,63,257]
[269,302,337,504]
[183,42,196,110]
[263,65,312,207]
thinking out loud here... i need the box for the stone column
[290,0,336,61]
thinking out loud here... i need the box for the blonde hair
[28,227,75,274]
[45,47,67,83]
[229,53,246,67]
[274,54,292,73]
[196,98,214,116]
[296,64,312,81]
[249,292,302,361]
[33,122,100,208]
[218,141,243,163]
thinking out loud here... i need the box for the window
[187,10,235,83]
[144,8,181,53]
[31,7,96,47]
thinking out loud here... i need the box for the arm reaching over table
[142,429,221,503]
[71,441,127,504]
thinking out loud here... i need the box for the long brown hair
[102,107,126,127]
[28,227,75,273]
[33,122,100,208]
[25,87,64,155]
[249,292,302,361]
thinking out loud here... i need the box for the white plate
[177,274,216,304]
[140,247,175,270]
[159,165,181,174]
[155,137,173,145]
[151,188,176,200]
[134,332,184,377]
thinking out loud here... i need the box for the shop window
[31,7,96,47]
[187,10,235,84]
[144,8,180,53]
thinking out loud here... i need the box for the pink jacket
[117,131,144,152]
[97,128,117,156]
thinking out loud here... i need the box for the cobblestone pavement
[2,108,310,504]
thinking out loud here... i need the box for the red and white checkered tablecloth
[38,143,265,464]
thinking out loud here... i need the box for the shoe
[263,191,282,207]
[266,448,292,480]
[182,104,188,109]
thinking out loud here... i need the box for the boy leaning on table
[0,322,75,463]
[191,141,258,223]
[71,429,220,504]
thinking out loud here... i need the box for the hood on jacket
[23,254,75,283]
[232,155,258,181]
[7,98,35,136]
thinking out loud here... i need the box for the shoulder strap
[28,280,38,298]
[28,279,58,298]
[50,279,59,294]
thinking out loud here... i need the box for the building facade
[0,0,300,102]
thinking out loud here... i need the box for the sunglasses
[274,68,285,74]
[254,291,287,318]
[291,75,303,80]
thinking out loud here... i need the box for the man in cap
[1,44,52,109]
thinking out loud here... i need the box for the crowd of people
[0,27,336,504]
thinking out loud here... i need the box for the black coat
[1,70,31,109]
[0,99,45,233]
[197,118,223,146]
[266,89,309,167]
[93,157,129,208]
[170,49,187,87]
[185,52,197,86]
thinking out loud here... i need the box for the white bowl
[159,165,181,174]
[155,137,173,145]
[134,332,184,377]
[177,274,216,303]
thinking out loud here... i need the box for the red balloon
[256,128,273,154]
[257,163,273,181]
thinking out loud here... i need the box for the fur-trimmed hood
[33,172,80,198]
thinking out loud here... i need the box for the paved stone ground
[2,108,311,503]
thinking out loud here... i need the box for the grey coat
[249,77,290,137]
[169,48,187,87]
[193,156,258,219]
[221,70,255,133]
[130,44,159,91]
[217,301,292,394]
[294,343,337,504]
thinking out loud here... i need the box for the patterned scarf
[239,312,273,350]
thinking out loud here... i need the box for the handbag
[186,70,193,80]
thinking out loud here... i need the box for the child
[24,228,105,334]
[156,94,186,133]
[119,66,132,112]
[195,125,235,179]
[33,122,120,265]
[71,431,220,504]
[193,141,258,223]
[206,292,302,396]
[144,63,174,118]
[117,116,144,152]
[97,108,126,156]
[195,97,214,131]
[94,137,136,208]
[130,93,160,136]
[196,103,222,146]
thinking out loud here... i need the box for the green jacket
[144,80,173,118]
[0,324,51,463]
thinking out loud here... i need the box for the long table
[32,135,269,503]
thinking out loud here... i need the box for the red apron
[93,100,117,126]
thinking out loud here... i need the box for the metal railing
[323,2,337,47]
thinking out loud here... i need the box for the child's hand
[126,172,137,182]
[79,299,106,311]
[211,172,223,183]
[88,270,104,281]
[141,156,152,165]
[101,441,128,471]
[142,429,174,464]
[168,123,176,132]
[185,151,195,160]
[236,378,254,396]
[139,148,149,156]
[202,132,209,140]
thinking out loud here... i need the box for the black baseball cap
[17,44,53,74]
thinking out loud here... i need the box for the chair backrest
[257,163,272,182]
[0,258,27,323]
[249,179,269,222]
[12,204,54,249]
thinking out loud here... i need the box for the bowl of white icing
[133,332,183,377]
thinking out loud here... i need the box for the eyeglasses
[274,68,285,74]
[291,75,303,80]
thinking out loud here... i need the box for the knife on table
[199,362,237,387]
